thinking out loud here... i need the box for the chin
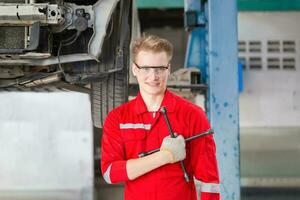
[139,82,167,96]
[145,87,165,95]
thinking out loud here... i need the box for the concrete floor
[240,127,300,187]
[241,126,300,200]
[96,185,124,200]
[95,185,300,200]
[242,188,300,200]
[0,190,92,200]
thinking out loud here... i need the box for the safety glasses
[134,62,169,76]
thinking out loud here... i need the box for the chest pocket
[120,123,149,158]
[122,129,146,141]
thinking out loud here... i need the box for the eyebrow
[134,62,169,68]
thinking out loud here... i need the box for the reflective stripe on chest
[120,123,151,130]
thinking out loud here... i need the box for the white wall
[238,12,300,127]
[0,92,93,200]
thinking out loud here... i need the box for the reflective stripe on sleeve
[200,182,220,193]
[103,164,112,184]
[120,123,151,130]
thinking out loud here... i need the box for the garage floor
[240,127,300,186]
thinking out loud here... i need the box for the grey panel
[0,92,93,200]
[0,27,25,49]
[0,0,25,2]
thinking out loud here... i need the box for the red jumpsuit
[101,90,220,200]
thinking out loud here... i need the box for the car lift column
[184,0,240,199]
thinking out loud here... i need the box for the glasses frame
[134,62,170,76]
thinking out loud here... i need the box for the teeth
[147,83,159,86]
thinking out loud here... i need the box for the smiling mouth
[146,82,160,87]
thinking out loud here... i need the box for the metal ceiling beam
[136,0,300,11]
[136,0,183,9]
[238,0,300,11]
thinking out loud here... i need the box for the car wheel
[90,0,131,128]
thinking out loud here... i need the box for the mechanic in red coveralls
[101,35,220,200]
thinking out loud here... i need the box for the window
[283,58,296,70]
[267,58,280,69]
[249,57,262,69]
[267,40,280,53]
[249,41,261,52]
[239,57,246,69]
[283,41,296,53]
[238,41,246,52]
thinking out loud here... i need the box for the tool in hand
[138,128,214,157]
[161,106,190,182]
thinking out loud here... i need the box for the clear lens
[139,67,168,75]
[134,62,169,76]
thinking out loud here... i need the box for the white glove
[160,134,186,163]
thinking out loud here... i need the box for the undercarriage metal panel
[0,3,62,25]
[0,53,94,66]
[88,0,119,59]
[0,27,24,49]
[0,0,119,64]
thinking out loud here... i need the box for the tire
[91,70,128,128]
[91,0,131,128]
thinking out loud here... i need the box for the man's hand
[160,134,186,163]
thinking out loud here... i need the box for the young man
[101,35,220,200]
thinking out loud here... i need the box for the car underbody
[0,0,132,128]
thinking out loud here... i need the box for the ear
[132,63,137,76]
[168,64,171,75]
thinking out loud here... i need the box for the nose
[148,69,159,79]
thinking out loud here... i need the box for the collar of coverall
[134,89,176,115]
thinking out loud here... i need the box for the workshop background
[1,0,300,200]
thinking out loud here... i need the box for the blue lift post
[184,1,207,82]
[184,0,240,199]
[207,0,240,199]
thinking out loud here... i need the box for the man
[101,35,220,200]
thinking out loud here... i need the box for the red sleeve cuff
[200,192,220,200]
[110,160,129,183]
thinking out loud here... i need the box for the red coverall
[101,90,220,200]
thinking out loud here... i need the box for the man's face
[132,50,170,97]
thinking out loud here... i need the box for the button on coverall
[101,90,220,200]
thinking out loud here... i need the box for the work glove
[160,134,186,163]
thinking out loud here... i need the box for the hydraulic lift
[184,0,240,199]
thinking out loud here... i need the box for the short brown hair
[132,35,173,62]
